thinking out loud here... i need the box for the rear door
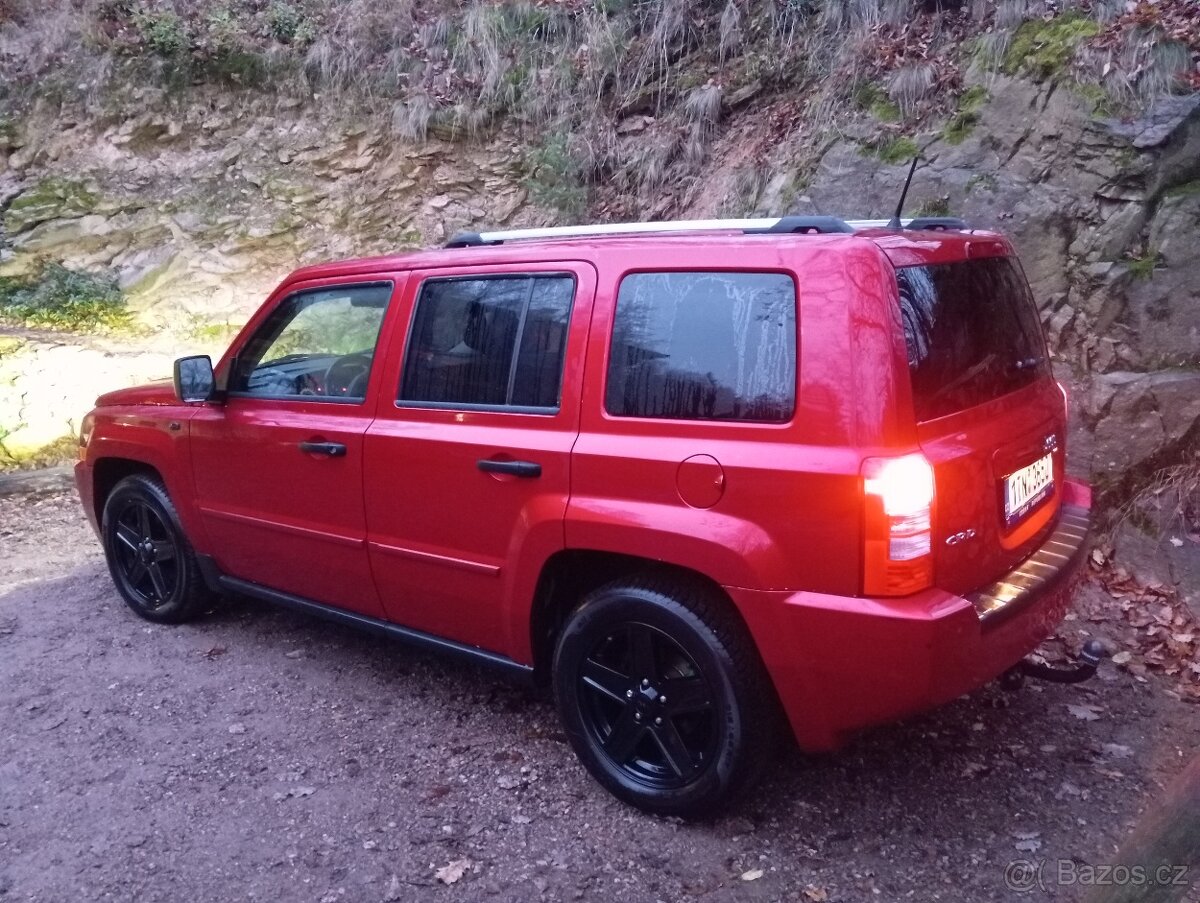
[894,251,1067,595]
[363,262,595,658]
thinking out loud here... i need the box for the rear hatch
[893,249,1067,596]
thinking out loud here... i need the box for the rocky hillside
[1,0,1198,507]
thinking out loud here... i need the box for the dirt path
[1,491,1198,903]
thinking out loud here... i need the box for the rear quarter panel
[567,241,906,595]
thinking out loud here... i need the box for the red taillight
[862,453,934,596]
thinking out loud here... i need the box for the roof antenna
[887,155,920,230]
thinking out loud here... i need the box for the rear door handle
[299,441,347,457]
[477,459,541,478]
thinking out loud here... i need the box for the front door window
[230,282,392,401]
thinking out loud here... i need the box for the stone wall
[1,80,1198,496]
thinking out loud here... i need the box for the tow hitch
[1001,639,1108,690]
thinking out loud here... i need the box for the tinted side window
[399,275,575,410]
[231,283,391,402]
[896,258,1049,421]
[606,272,796,422]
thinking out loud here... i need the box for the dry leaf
[1067,704,1103,721]
[740,869,764,881]
[1111,650,1132,665]
[435,858,471,885]
[804,886,829,901]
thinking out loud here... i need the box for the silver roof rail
[444,215,970,248]
[446,216,854,247]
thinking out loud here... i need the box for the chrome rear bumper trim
[968,505,1091,628]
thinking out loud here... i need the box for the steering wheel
[323,353,373,398]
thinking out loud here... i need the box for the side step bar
[196,556,534,683]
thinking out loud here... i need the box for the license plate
[1004,453,1054,526]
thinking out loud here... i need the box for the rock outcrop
[1,79,1197,495]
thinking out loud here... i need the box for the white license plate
[1004,453,1054,526]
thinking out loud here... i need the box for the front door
[364,263,595,657]
[190,277,400,618]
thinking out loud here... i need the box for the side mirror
[173,355,216,403]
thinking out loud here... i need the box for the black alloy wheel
[577,621,718,789]
[553,576,776,817]
[101,475,212,623]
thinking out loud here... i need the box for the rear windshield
[895,257,1049,421]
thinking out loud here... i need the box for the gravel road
[2,490,1198,903]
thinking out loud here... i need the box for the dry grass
[683,83,723,130]
[888,62,936,117]
[1109,459,1200,541]
[1,0,1192,227]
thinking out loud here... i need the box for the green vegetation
[860,136,919,165]
[965,172,998,194]
[133,9,189,57]
[186,316,242,345]
[0,265,131,332]
[1003,11,1102,81]
[0,434,80,472]
[941,85,987,145]
[1125,250,1160,281]
[267,2,316,45]
[0,115,18,149]
[1165,180,1200,199]
[522,135,587,218]
[853,82,900,123]
[1074,82,1117,117]
[4,178,99,235]
[915,196,951,217]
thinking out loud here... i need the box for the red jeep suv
[75,216,1091,815]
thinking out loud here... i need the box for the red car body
[76,224,1091,754]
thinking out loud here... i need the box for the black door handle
[299,441,347,457]
[477,459,541,478]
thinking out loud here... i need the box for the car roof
[286,226,1010,285]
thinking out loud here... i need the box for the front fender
[85,406,208,551]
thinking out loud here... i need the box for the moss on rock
[1003,12,1102,82]
[3,178,100,235]
[941,85,988,145]
[860,136,919,165]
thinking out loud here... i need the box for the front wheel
[101,474,213,624]
[553,576,776,817]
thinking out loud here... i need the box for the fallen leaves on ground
[1067,549,1200,701]
[434,858,472,885]
[1067,703,1103,722]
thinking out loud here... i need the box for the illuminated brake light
[862,454,935,596]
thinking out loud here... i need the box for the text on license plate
[1005,453,1054,525]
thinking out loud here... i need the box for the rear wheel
[101,475,213,624]
[553,576,776,817]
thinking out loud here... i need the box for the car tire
[553,575,777,817]
[101,474,213,624]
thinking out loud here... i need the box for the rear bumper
[729,482,1091,752]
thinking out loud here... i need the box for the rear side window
[896,258,1049,422]
[399,275,574,411]
[606,272,796,422]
